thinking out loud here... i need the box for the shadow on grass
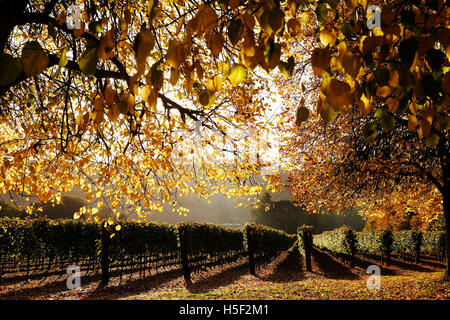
[0,266,183,300]
[311,247,360,280]
[84,268,184,299]
[387,256,442,273]
[0,273,101,299]
[261,246,305,283]
[186,259,249,294]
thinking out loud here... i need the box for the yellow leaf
[227,64,247,86]
[98,29,115,61]
[423,105,434,125]
[376,86,391,98]
[388,70,399,88]
[196,4,218,35]
[418,119,431,138]
[287,19,301,36]
[319,29,337,47]
[107,104,121,122]
[206,76,223,93]
[135,28,155,74]
[358,93,372,115]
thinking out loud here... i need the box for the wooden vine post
[246,225,256,275]
[303,229,312,272]
[178,225,191,284]
[101,222,110,285]
[415,232,423,264]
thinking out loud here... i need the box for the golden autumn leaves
[299,0,450,148]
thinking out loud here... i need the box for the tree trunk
[443,186,450,277]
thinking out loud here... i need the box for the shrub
[109,221,178,262]
[356,229,393,256]
[313,225,356,256]
[176,222,244,257]
[392,230,422,256]
[244,223,296,257]
[297,225,313,256]
[421,231,445,257]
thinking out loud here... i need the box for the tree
[276,0,449,274]
[0,0,300,218]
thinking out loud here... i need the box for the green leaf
[362,122,377,143]
[380,114,395,131]
[341,22,352,37]
[78,42,98,75]
[425,132,439,147]
[326,0,340,8]
[433,117,448,132]
[0,53,23,86]
[315,4,328,24]
[374,106,386,119]
[227,64,247,86]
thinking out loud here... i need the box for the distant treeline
[0,195,114,220]
[249,193,366,234]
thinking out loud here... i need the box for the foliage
[0,217,100,260]
[245,222,296,257]
[177,222,244,256]
[0,0,306,218]
[392,230,422,256]
[421,231,445,256]
[356,229,393,256]
[276,0,449,272]
[313,225,356,256]
[297,225,313,255]
[109,220,178,261]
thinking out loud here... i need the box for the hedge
[0,217,100,261]
[244,223,296,258]
[356,230,393,256]
[313,225,356,257]
[176,222,244,257]
[109,221,179,262]
[297,225,313,255]
[392,230,422,259]
[421,231,445,258]
[297,225,313,271]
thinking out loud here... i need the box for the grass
[126,272,450,300]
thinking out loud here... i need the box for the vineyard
[309,226,446,269]
[0,217,448,300]
[0,217,296,285]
